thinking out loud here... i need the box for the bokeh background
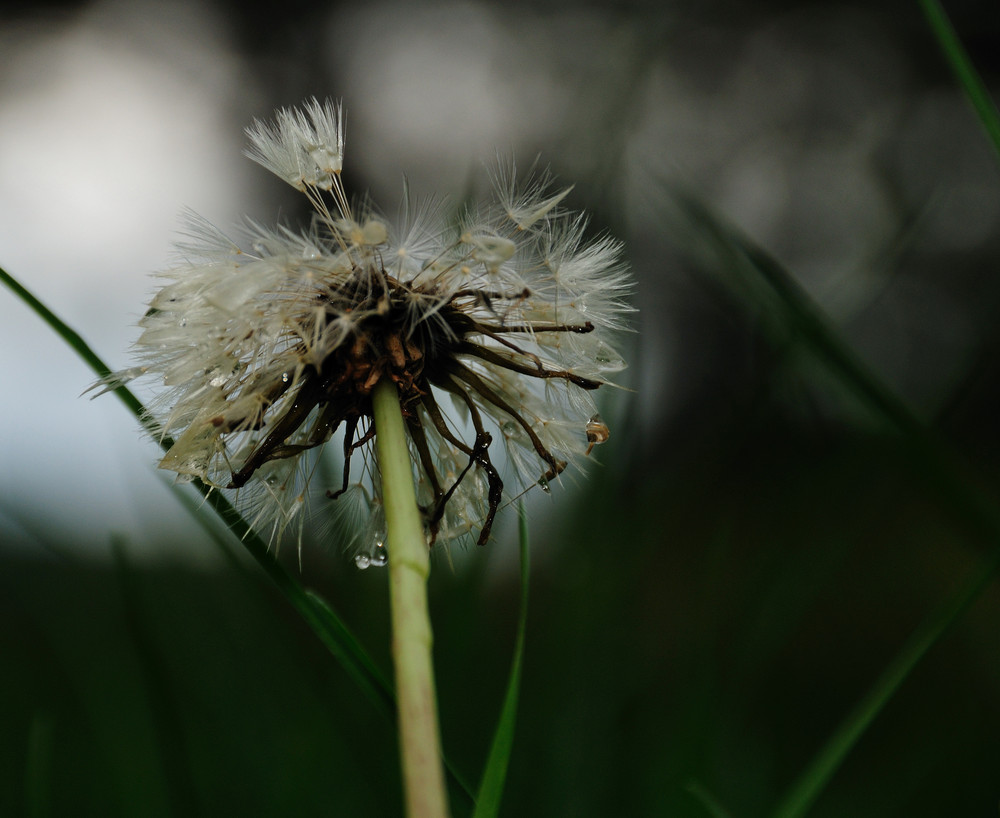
[3,0,1000,814]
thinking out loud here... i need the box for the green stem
[372,378,450,818]
[918,0,1000,161]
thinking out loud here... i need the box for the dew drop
[501,420,517,436]
[538,476,552,493]
[586,414,609,443]
[355,555,371,570]
[594,342,626,373]
[370,545,388,567]
[281,371,291,383]
[585,413,610,455]
[470,235,516,267]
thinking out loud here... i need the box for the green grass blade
[0,266,150,430]
[472,501,530,818]
[668,202,1000,815]
[160,476,250,575]
[918,0,1000,161]
[685,781,734,818]
[162,478,396,717]
[771,544,1000,818]
[673,196,1000,542]
[672,193,923,434]
[304,591,395,717]
[172,469,403,727]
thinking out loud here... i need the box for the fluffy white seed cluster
[110,99,631,559]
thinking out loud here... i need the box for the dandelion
[107,98,631,558]
[98,97,632,818]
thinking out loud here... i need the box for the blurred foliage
[4,423,1000,815]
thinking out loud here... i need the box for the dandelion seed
[103,98,632,557]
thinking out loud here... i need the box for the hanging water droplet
[355,554,371,570]
[501,420,517,436]
[594,342,626,373]
[585,414,610,455]
[469,235,516,268]
[370,545,388,567]
[281,371,291,383]
[538,476,551,493]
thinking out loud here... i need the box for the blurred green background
[3,0,1000,815]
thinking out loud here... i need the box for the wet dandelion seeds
[100,98,633,561]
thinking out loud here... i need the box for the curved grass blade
[671,195,1000,542]
[0,265,148,426]
[0,263,479,809]
[771,544,1000,818]
[472,500,530,818]
[666,200,1000,816]
[685,780,734,818]
[918,0,1000,161]
[160,475,250,575]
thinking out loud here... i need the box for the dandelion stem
[372,377,450,818]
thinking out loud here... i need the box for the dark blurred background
[2,0,1000,815]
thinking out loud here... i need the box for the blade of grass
[162,479,398,717]
[0,263,476,809]
[918,0,1000,161]
[160,475,249,575]
[304,591,394,718]
[684,780,734,818]
[673,195,1000,544]
[673,193,923,435]
[771,543,1000,818]
[0,265,149,428]
[184,476,404,727]
[472,500,530,818]
[668,200,1000,815]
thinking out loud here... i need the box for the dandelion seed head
[105,99,633,556]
